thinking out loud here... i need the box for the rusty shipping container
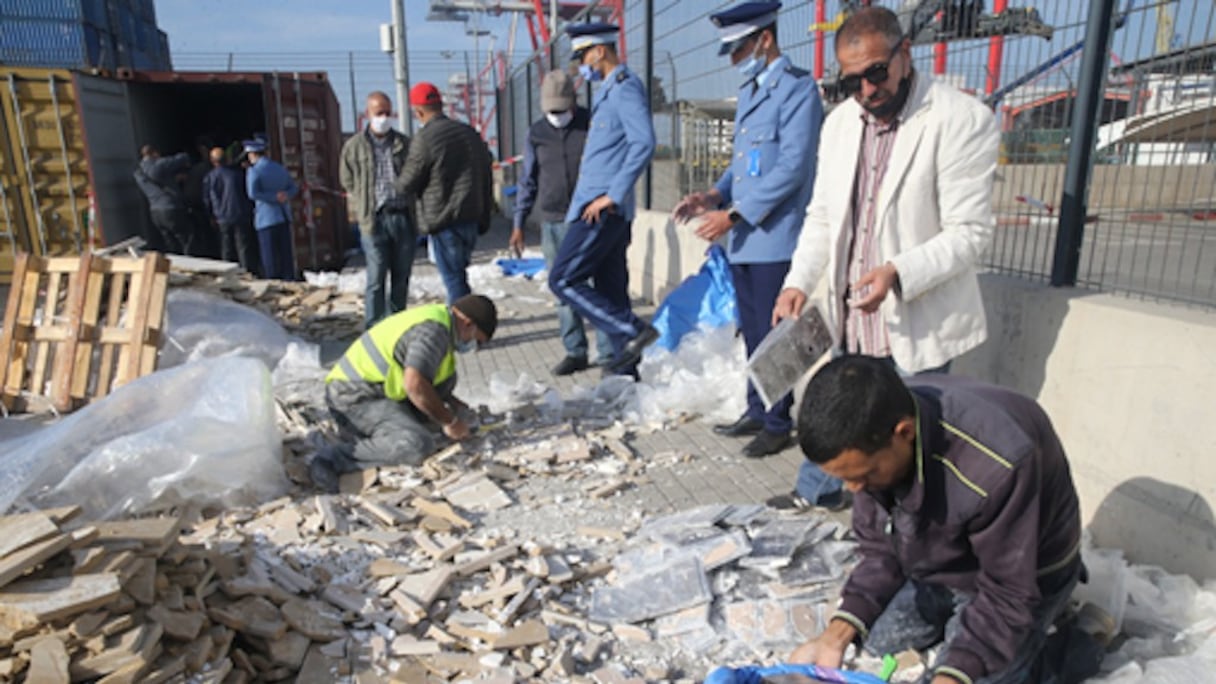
[0,67,348,282]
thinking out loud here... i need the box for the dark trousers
[257,222,295,281]
[548,213,644,357]
[361,210,416,326]
[150,206,193,255]
[429,221,478,305]
[732,261,794,434]
[218,219,261,276]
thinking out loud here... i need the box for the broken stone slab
[489,618,549,651]
[279,593,347,642]
[738,518,828,572]
[208,596,287,641]
[588,556,712,624]
[653,603,712,638]
[440,472,513,511]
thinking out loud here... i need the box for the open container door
[263,71,346,273]
[73,71,142,248]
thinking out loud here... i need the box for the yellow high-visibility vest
[325,304,456,401]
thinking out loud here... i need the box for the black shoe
[552,356,589,376]
[742,430,794,458]
[766,491,812,511]
[713,415,765,437]
[607,324,659,373]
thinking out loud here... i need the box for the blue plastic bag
[650,244,738,351]
[705,664,888,684]
[495,257,547,279]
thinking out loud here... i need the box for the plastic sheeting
[162,289,289,371]
[649,244,738,352]
[0,356,287,520]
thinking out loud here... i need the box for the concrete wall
[627,209,1216,580]
[992,164,1214,213]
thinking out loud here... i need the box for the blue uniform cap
[242,139,266,154]
[566,22,620,60]
[710,1,782,56]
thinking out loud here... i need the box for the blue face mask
[737,40,766,80]
[578,63,602,83]
[455,337,477,354]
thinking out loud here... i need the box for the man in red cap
[394,82,495,304]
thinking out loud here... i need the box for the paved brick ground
[446,225,805,514]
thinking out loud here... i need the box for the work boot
[713,414,764,437]
[309,454,340,494]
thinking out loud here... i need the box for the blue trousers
[732,261,794,435]
[548,213,645,358]
[257,222,295,281]
[431,222,478,304]
[541,220,613,363]
[795,357,952,505]
[361,210,416,326]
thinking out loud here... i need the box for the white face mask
[546,110,574,128]
[369,114,393,134]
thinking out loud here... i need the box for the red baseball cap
[409,82,442,107]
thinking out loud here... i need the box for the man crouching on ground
[790,355,1082,684]
[312,294,498,491]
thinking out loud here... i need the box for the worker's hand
[443,417,471,441]
[672,190,718,222]
[850,262,900,313]
[509,226,526,259]
[788,636,846,668]
[694,209,735,243]
[581,195,616,224]
[771,287,808,327]
[275,190,290,204]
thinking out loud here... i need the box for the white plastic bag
[161,289,289,370]
[0,356,287,519]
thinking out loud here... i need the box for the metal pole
[643,0,653,210]
[985,0,1008,96]
[814,0,825,81]
[1051,0,1116,287]
[392,0,412,133]
[348,51,358,130]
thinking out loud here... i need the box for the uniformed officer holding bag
[674,1,823,459]
[548,22,658,380]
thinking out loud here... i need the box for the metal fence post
[1051,0,1117,287]
[643,0,654,210]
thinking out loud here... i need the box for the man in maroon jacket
[790,356,1083,684]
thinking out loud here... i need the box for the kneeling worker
[791,355,1082,684]
[313,294,498,489]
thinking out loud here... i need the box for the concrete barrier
[626,209,1216,580]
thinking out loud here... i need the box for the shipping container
[0,67,348,282]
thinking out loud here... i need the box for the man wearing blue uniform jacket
[243,139,299,280]
[548,22,657,379]
[674,1,823,458]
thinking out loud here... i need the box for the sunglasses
[839,43,901,96]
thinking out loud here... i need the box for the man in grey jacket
[342,91,414,327]
[395,82,494,305]
[133,144,193,255]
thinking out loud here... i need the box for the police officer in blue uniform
[674,2,823,458]
[549,22,658,379]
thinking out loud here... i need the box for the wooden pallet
[0,252,169,414]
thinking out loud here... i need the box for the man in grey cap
[510,71,610,376]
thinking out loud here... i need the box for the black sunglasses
[839,43,901,96]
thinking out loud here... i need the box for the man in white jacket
[769,6,999,511]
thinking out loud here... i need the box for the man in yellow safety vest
[311,293,498,491]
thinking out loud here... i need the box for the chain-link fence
[494,0,1216,308]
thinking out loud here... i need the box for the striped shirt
[844,109,901,357]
